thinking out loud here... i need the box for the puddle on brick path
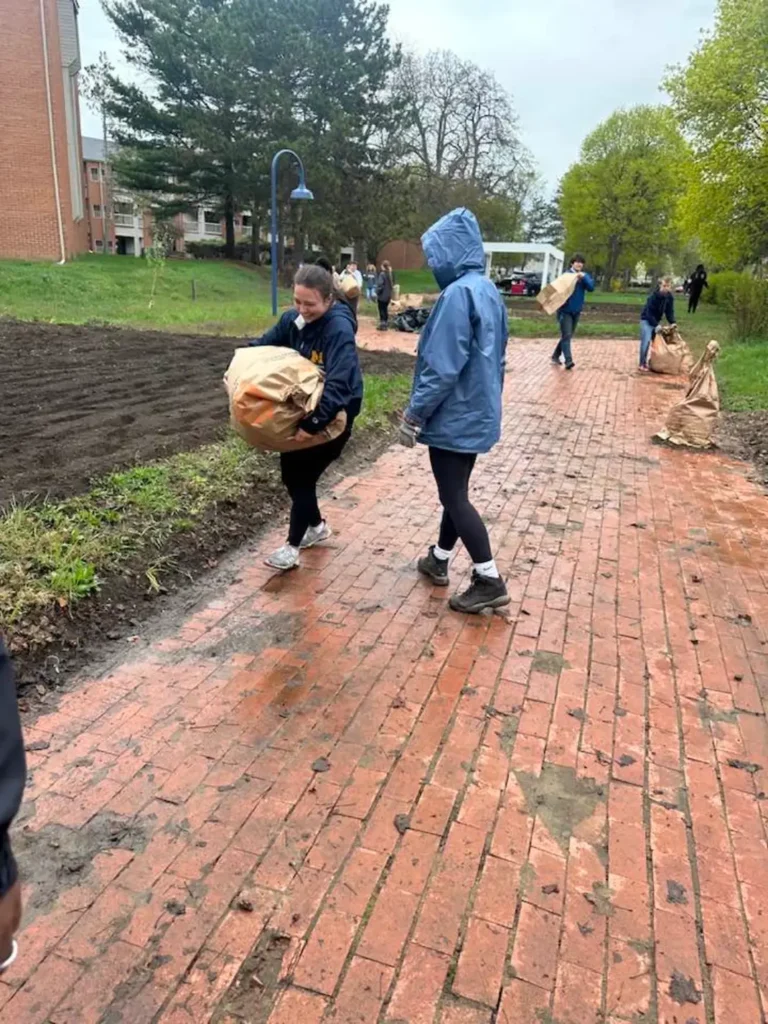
[213,929,292,1023]
[195,611,302,660]
[14,813,149,923]
[516,763,605,852]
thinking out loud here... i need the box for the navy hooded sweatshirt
[249,302,363,435]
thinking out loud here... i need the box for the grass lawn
[0,254,290,335]
[0,373,412,627]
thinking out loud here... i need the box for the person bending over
[638,276,676,372]
[250,265,363,571]
[400,207,510,615]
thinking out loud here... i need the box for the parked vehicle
[496,272,542,298]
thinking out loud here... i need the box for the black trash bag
[392,306,432,333]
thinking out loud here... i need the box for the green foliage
[0,255,289,334]
[559,106,690,287]
[730,277,768,342]
[703,271,747,308]
[665,0,768,266]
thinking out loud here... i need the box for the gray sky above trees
[78,0,716,193]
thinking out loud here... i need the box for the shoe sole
[449,594,511,614]
[417,565,450,587]
[300,530,333,550]
[264,558,299,572]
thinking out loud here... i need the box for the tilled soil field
[506,297,642,321]
[0,319,415,506]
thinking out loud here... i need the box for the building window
[95,239,104,250]
[93,204,102,217]
[90,166,100,181]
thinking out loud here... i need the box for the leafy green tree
[665,0,768,267]
[560,106,689,287]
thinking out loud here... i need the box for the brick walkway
[5,339,768,1023]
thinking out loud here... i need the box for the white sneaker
[300,522,333,549]
[264,544,300,571]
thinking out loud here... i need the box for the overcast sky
[78,0,716,193]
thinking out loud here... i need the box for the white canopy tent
[482,242,565,287]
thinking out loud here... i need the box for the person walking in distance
[0,639,26,977]
[687,264,708,314]
[375,260,394,331]
[364,263,377,302]
[400,208,510,614]
[638,276,676,372]
[551,254,595,370]
[249,265,363,571]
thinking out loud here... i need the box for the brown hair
[294,263,353,313]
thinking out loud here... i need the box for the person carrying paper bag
[542,254,595,370]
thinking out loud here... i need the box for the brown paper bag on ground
[224,346,347,453]
[536,274,579,316]
[649,325,694,375]
[389,293,427,314]
[655,341,720,448]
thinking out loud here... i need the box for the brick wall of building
[0,0,88,260]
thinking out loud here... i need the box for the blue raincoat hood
[422,208,485,291]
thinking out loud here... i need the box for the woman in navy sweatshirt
[639,277,676,372]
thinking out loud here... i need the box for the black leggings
[688,289,702,314]
[377,300,389,325]
[429,447,492,564]
[281,427,352,546]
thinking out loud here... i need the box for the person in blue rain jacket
[551,254,595,370]
[247,263,363,572]
[399,207,510,615]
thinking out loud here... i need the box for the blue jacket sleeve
[248,311,294,348]
[582,273,595,293]
[406,288,471,426]
[666,295,676,324]
[299,327,359,435]
[0,640,25,895]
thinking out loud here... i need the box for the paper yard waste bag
[649,324,694,376]
[655,341,720,449]
[535,274,579,316]
[224,346,347,453]
[389,293,426,314]
[340,275,361,300]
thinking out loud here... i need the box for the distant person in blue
[638,276,676,372]
[551,254,595,370]
[399,208,510,615]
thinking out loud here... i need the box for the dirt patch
[505,298,643,324]
[0,318,414,507]
[13,812,149,922]
[717,410,768,485]
[531,651,570,676]
[515,763,605,852]
[214,929,292,1023]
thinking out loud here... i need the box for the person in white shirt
[339,262,363,317]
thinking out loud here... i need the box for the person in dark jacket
[375,261,394,330]
[400,208,510,615]
[638,276,676,371]
[249,264,363,571]
[687,264,708,314]
[551,254,595,370]
[0,639,25,975]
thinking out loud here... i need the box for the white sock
[433,544,454,562]
[474,558,500,579]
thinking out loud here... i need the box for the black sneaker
[551,355,561,365]
[417,547,450,587]
[449,572,510,614]
[565,362,575,370]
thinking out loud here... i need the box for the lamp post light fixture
[270,149,313,316]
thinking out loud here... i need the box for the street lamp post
[270,149,314,316]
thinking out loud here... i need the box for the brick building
[0,0,89,260]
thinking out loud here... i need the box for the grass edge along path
[0,374,412,635]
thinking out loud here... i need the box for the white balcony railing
[204,223,221,236]
[114,213,137,227]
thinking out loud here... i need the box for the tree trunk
[250,197,259,264]
[602,237,621,290]
[224,191,236,259]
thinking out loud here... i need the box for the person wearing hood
[249,264,363,571]
[0,639,25,976]
[687,264,708,314]
[400,208,510,614]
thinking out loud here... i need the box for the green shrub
[703,270,745,308]
[731,276,768,342]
